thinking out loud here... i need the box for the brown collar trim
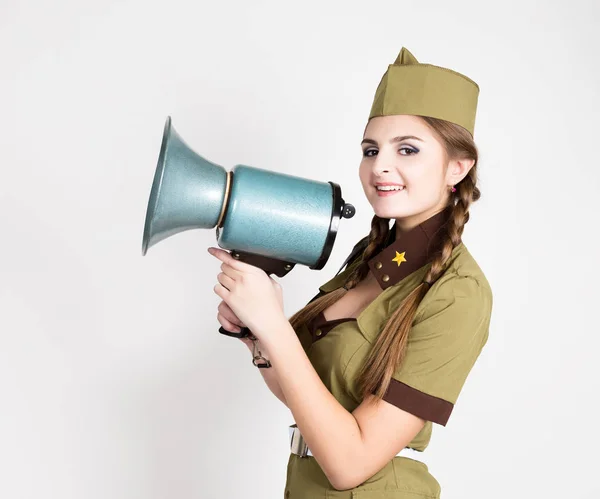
[307,310,356,342]
[367,206,456,290]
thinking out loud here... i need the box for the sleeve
[381,273,492,426]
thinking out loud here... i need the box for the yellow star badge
[391,251,407,266]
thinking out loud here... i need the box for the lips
[374,182,405,188]
[375,186,405,197]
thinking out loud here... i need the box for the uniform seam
[392,456,400,490]
[415,272,484,321]
[341,343,369,383]
[413,271,459,323]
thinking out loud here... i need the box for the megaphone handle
[216,249,293,338]
[218,325,252,338]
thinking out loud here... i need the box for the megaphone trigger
[218,325,252,339]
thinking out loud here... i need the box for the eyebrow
[361,135,424,146]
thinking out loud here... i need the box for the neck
[393,205,451,240]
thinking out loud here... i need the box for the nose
[372,155,391,176]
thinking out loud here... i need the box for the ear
[446,157,475,186]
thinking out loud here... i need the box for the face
[359,114,467,232]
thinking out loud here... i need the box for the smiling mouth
[375,185,406,197]
[375,186,405,193]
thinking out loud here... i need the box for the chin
[368,201,406,219]
[372,207,413,220]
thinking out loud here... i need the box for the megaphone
[142,116,356,339]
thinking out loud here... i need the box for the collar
[367,206,456,290]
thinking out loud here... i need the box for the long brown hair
[288,116,481,402]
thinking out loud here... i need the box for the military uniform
[284,207,493,498]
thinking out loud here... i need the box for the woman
[208,46,493,498]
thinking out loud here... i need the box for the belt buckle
[289,424,309,458]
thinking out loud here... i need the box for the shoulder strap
[335,235,370,276]
[306,235,370,305]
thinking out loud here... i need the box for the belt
[289,424,426,464]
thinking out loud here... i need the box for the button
[382,274,390,282]
[375,261,382,269]
[316,329,322,337]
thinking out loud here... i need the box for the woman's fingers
[216,306,253,350]
[216,272,236,291]
[217,301,245,327]
[216,300,255,352]
[217,301,246,329]
[217,311,244,332]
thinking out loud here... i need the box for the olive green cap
[368,47,479,136]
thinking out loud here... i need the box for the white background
[1,0,598,497]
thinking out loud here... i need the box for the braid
[344,216,390,289]
[423,166,479,286]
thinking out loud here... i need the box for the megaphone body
[142,116,355,342]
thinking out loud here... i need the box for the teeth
[376,185,404,191]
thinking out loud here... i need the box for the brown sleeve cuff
[381,378,453,426]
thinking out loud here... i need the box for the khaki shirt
[284,210,493,499]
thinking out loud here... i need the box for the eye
[362,146,418,157]
[400,146,418,155]
[362,148,377,157]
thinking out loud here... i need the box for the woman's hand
[216,299,254,350]
[208,246,287,345]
